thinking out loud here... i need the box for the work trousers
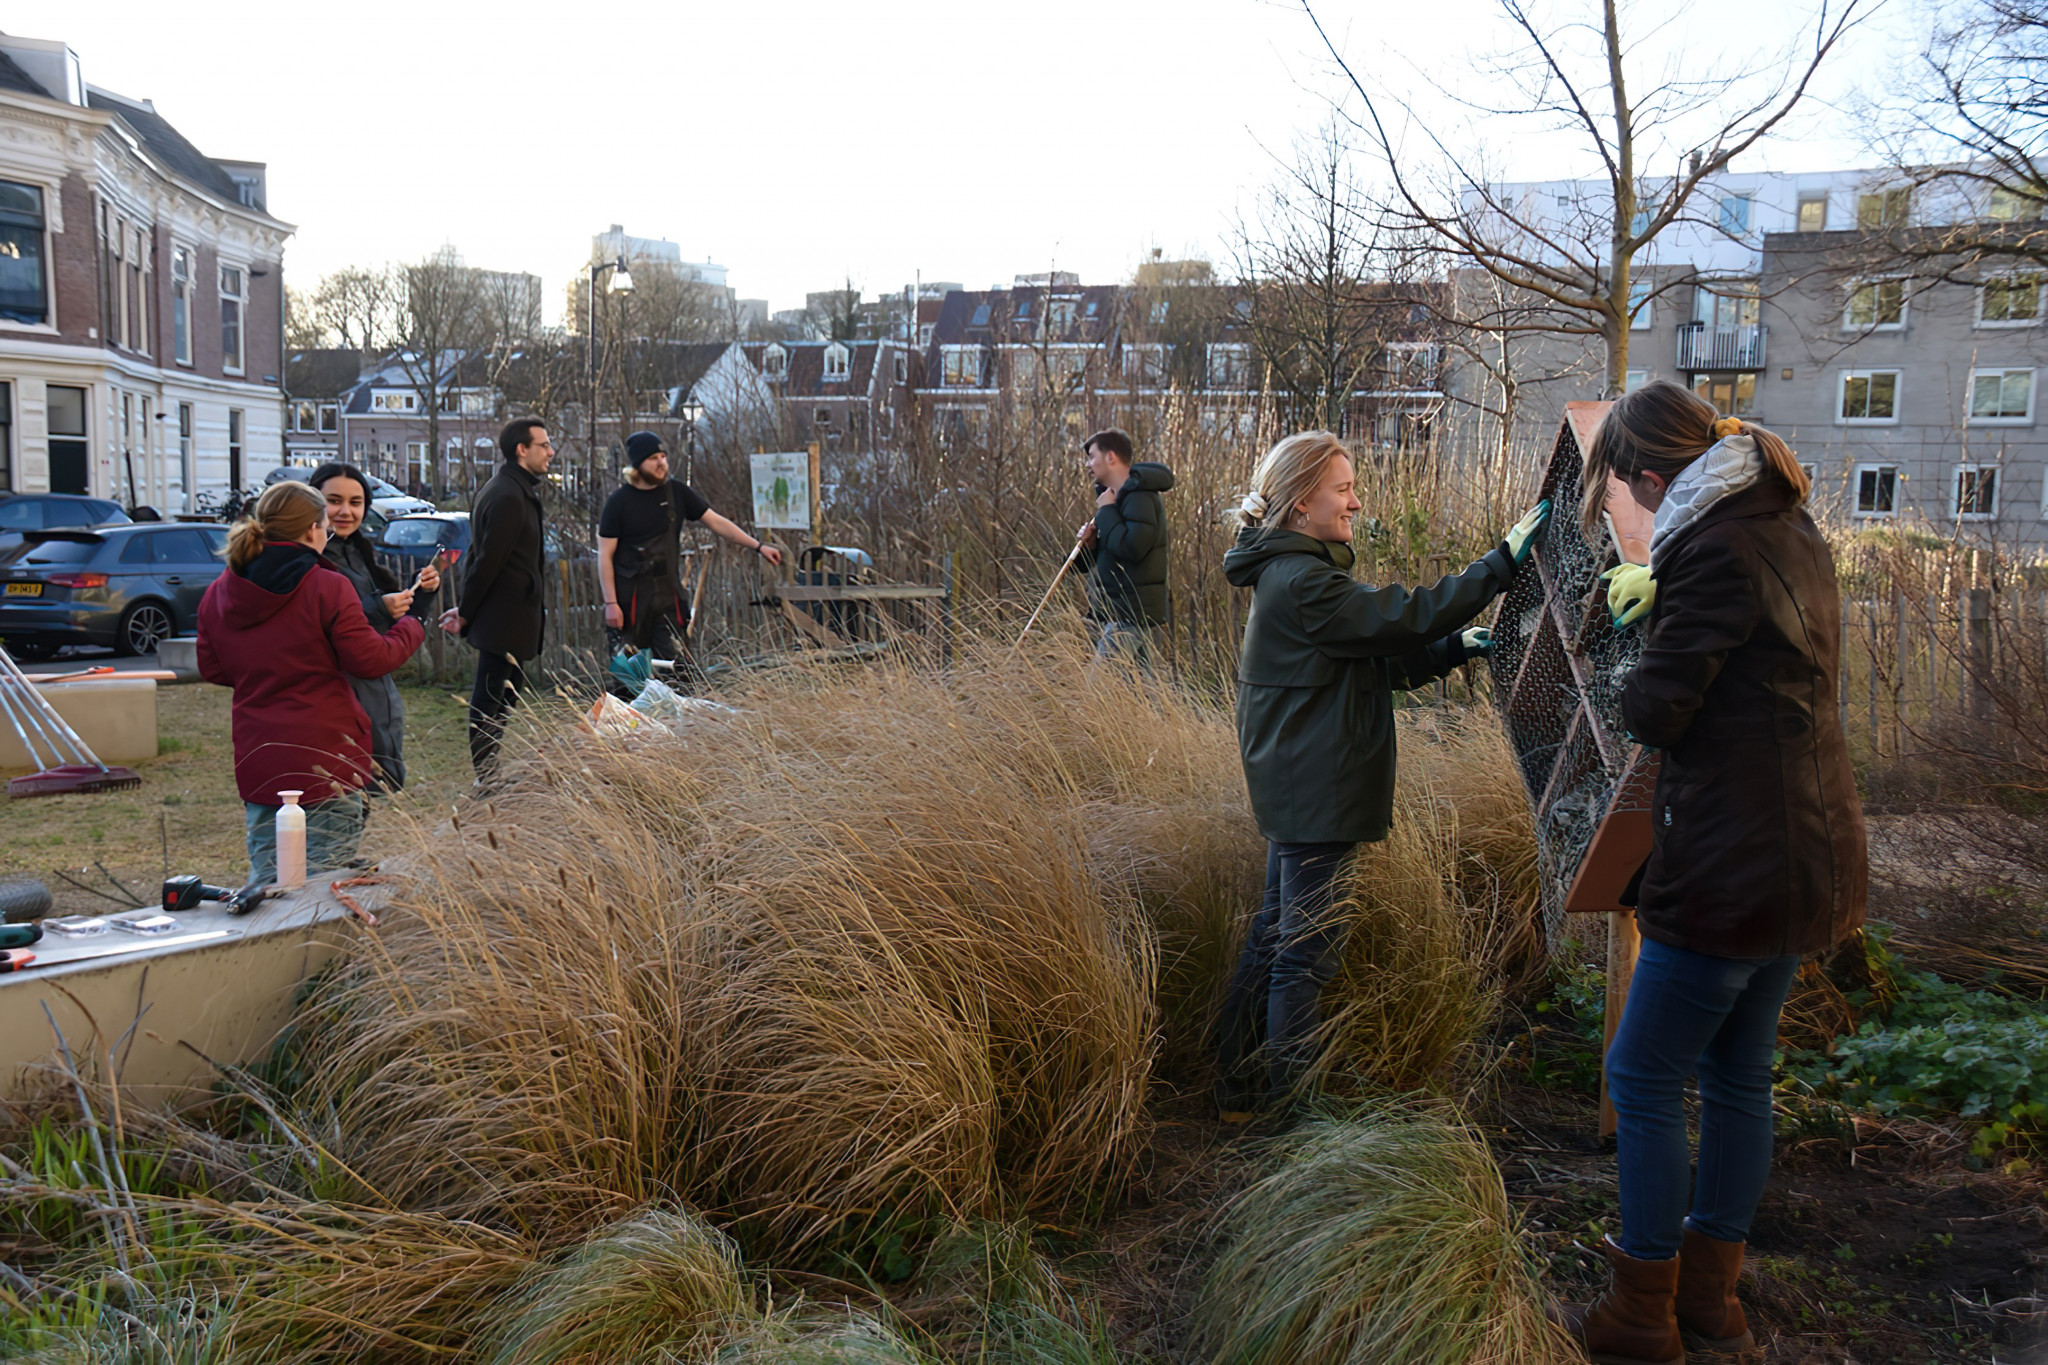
[468,650,527,782]
[1605,936,1801,1260]
[243,792,368,886]
[606,576,697,696]
[1214,839,1358,1107]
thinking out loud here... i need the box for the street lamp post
[678,394,703,486]
[587,255,634,494]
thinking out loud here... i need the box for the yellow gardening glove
[1504,500,1551,565]
[1601,562,1656,628]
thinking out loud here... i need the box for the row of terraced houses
[5,28,2046,547]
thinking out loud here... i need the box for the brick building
[0,33,289,509]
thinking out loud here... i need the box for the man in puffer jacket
[1073,428,1174,665]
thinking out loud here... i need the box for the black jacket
[1079,462,1173,627]
[460,462,547,660]
[1622,476,1867,958]
[1225,529,1513,843]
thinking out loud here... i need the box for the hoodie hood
[221,542,327,625]
[1223,526,1352,587]
[1121,461,1175,494]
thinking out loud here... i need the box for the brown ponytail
[1582,380,1809,535]
[227,481,326,572]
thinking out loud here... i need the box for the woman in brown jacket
[1561,382,1866,1365]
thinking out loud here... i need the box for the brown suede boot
[1676,1227,1758,1356]
[1557,1238,1685,1365]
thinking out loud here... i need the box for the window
[1969,367,2034,422]
[319,403,338,432]
[220,265,245,372]
[1979,274,2042,325]
[1988,186,2041,222]
[892,353,908,384]
[1047,298,1077,332]
[1854,464,1899,517]
[1691,372,1758,415]
[1624,368,1650,391]
[1122,343,1167,386]
[1379,342,1443,392]
[406,441,429,485]
[371,391,419,413]
[0,182,47,327]
[1857,188,1911,230]
[171,247,193,365]
[1629,209,1652,238]
[1695,286,1759,329]
[917,323,934,348]
[293,399,318,432]
[814,407,832,427]
[1845,278,1906,329]
[822,343,850,381]
[1718,195,1752,234]
[761,344,788,379]
[1840,369,1900,422]
[1628,275,1654,330]
[1149,298,1169,324]
[107,213,129,347]
[1013,297,1032,320]
[178,403,194,501]
[1955,465,1998,519]
[130,224,148,354]
[1208,343,1251,389]
[940,345,981,387]
[227,409,244,491]
[969,302,992,327]
[1797,194,1828,232]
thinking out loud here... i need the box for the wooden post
[807,441,822,546]
[1966,586,1993,721]
[1598,909,1642,1139]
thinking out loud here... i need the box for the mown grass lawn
[0,680,477,916]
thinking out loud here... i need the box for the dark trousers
[1215,839,1357,1106]
[468,650,526,781]
[606,578,698,696]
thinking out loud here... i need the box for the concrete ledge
[0,678,157,767]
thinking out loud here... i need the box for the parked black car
[0,494,131,551]
[378,512,471,579]
[0,523,230,659]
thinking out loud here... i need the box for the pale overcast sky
[22,0,1911,323]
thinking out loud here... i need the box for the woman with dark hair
[197,482,425,883]
[309,462,440,789]
[1559,380,1866,1365]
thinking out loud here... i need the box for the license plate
[4,582,40,597]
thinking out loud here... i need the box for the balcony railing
[1677,322,1767,371]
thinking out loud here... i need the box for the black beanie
[624,431,666,469]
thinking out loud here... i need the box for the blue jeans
[243,793,368,885]
[1215,840,1357,1104]
[1093,621,1158,673]
[1605,936,1801,1260]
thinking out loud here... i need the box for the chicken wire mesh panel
[1486,405,1647,947]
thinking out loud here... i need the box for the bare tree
[1230,125,1410,434]
[285,285,326,351]
[311,265,398,354]
[392,247,488,496]
[1863,0,2048,276]
[1303,0,1868,395]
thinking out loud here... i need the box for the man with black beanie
[598,430,783,677]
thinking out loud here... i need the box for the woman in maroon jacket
[1559,381,1866,1365]
[197,481,424,884]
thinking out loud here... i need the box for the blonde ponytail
[227,481,325,572]
[1234,430,1349,533]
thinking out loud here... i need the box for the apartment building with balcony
[0,33,290,509]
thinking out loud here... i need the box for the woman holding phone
[309,462,440,791]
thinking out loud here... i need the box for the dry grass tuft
[1189,1102,1578,1365]
[479,1205,753,1364]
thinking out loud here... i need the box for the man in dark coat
[1073,428,1173,664]
[440,418,551,781]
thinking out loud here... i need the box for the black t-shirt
[598,478,711,580]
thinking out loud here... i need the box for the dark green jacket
[1078,461,1173,627]
[1225,529,1515,844]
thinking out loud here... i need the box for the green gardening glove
[1504,500,1551,565]
[1601,562,1656,627]
[1460,627,1492,657]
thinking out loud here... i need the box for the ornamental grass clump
[1190,1103,1576,1365]
[480,1206,754,1365]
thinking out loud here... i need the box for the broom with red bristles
[0,644,142,798]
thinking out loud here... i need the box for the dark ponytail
[1582,380,1810,535]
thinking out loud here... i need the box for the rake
[0,643,143,798]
